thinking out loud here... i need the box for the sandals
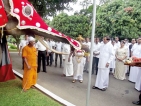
[31,86,35,89]
[72,80,76,83]
[72,80,83,83]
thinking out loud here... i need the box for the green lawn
[0,78,62,106]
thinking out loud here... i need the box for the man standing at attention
[22,36,37,92]
[114,36,120,49]
[92,36,114,91]
[46,38,54,66]
[83,37,91,73]
[92,37,101,75]
[55,41,63,68]
[128,39,136,76]
[36,37,47,73]
[19,35,28,69]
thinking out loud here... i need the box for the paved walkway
[11,53,139,106]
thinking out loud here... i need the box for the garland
[75,56,83,63]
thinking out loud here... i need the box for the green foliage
[95,0,141,39]
[44,19,51,26]
[52,0,141,40]
[51,13,91,38]
[29,0,76,18]
[7,35,16,43]
[9,45,17,49]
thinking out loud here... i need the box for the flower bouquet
[124,56,141,67]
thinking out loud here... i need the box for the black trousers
[55,53,62,66]
[37,51,46,72]
[92,57,99,75]
[47,52,53,66]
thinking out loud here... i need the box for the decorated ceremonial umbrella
[0,0,15,82]
[0,0,82,82]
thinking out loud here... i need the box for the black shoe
[132,101,141,105]
[101,88,107,91]
[92,86,98,89]
[55,65,57,67]
[83,70,86,72]
[43,71,47,73]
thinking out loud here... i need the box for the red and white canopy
[0,0,8,27]
[8,0,81,50]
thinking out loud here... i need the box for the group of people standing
[91,36,141,91]
[90,36,141,105]
[18,35,141,105]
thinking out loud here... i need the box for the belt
[38,50,46,52]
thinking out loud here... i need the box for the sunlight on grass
[0,78,62,106]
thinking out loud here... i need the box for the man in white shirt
[109,40,117,74]
[62,43,73,76]
[36,37,47,73]
[124,38,130,74]
[128,39,136,76]
[84,37,91,73]
[128,43,140,82]
[51,39,55,62]
[92,37,101,75]
[18,35,28,69]
[92,36,115,91]
[55,41,63,68]
[114,36,120,49]
[46,38,54,66]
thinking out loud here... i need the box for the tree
[80,0,92,10]
[28,0,77,18]
[51,0,141,40]
[7,35,23,50]
[51,13,91,38]
[95,0,141,39]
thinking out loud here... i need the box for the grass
[0,78,62,106]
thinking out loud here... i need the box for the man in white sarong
[128,39,136,76]
[129,38,141,83]
[62,44,73,77]
[134,38,141,91]
[109,40,117,74]
[92,36,115,91]
[72,50,86,83]
[135,67,141,91]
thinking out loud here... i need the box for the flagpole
[86,0,97,106]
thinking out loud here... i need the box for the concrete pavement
[10,52,139,106]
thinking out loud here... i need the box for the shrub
[10,45,17,49]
